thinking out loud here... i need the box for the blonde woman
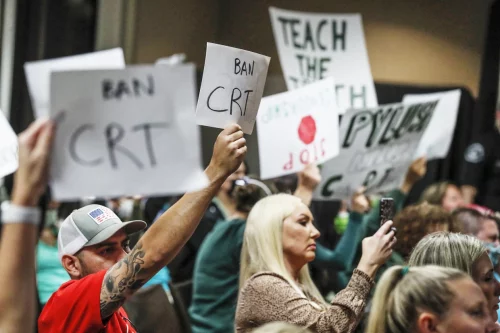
[235,194,396,333]
[408,232,500,322]
[366,265,493,333]
[420,181,464,212]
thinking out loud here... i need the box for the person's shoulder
[243,271,290,292]
[47,270,107,302]
[211,218,246,236]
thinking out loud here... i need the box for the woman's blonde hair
[419,181,456,206]
[252,322,312,333]
[239,194,326,305]
[366,265,468,333]
[408,232,486,276]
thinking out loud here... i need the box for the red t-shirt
[38,270,137,333]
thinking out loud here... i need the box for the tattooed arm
[100,125,247,319]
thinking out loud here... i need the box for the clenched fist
[208,124,247,181]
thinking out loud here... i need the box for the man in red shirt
[39,125,247,332]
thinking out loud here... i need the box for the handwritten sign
[50,65,208,200]
[0,109,18,179]
[402,89,461,160]
[314,101,438,200]
[196,43,270,134]
[25,48,125,119]
[269,7,377,113]
[257,77,340,179]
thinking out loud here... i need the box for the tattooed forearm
[100,242,147,319]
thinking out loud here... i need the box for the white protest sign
[257,77,339,179]
[25,48,125,119]
[403,89,461,160]
[155,54,186,66]
[196,43,270,134]
[314,100,439,200]
[0,109,18,179]
[50,65,208,200]
[269,7,377,113]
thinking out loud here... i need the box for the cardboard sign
[50,65,208,200]
[25,48,125,119]
[196,43,270,134]
[403,89,461,160]
[257,77,340,179]
[269,7,377,113]
[314,100,438,200]
[0,109,18,179]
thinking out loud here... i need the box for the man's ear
[417,312,442,333]
[61,254,83,279]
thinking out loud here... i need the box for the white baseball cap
[57,204,146,262]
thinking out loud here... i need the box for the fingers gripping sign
[209,124,248,180]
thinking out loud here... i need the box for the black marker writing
[106,123,144,169]
[103,75,155,100]
[234,58,255,76]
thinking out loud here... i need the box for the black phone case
[380,198,395,225]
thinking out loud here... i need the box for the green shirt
[189,218,246,333]
[36,242,70,304]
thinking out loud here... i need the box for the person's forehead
[450,278,485,305]
[291,204,312,217]
[474,252,493,275]
[100,229,128,245]
[445,185,460,195]
[484,219,499,232]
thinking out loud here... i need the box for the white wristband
[1,201,41,225]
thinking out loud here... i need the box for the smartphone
[380,198,395,226]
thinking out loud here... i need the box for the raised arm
[0,119,54,333]
[99,124,247,319]
[314,188,369,270]
[293,164,321,206]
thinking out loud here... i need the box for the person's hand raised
[208,124,247,181]
[357,221,397,279]
[351,187,370,214]
[12,119,55,207]
[401,157,427,193]
[297,164,321,192]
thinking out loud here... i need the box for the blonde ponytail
[366,265,467,333]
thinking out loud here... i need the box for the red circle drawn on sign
[298,115,317,145]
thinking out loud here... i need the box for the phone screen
[380,198,395,226]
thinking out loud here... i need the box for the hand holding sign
[11,119,55,207]
[196,43,270,134]
[400,157,427,194]
[298,164,321,192]
[351,187,370,214]
[208,124,247,181]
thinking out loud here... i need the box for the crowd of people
[2,112,500,333]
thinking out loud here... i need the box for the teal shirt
[36,242,69,304]
[336,189,407,288]
[189,218,246,333]
[313,211,363,270]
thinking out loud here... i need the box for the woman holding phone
[235,194,396,333]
